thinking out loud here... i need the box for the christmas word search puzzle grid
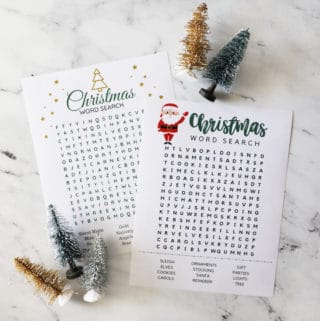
[55,111,141,234]
[131,100,292,296]
[22,52,174,255]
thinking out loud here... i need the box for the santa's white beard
[162,114,181,125]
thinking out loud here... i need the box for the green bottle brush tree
[47,204,83,279]
[200,29,250,102]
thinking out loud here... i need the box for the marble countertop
[0,0,319,320]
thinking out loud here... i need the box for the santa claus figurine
[157,103,189,144]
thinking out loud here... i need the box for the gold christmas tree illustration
[91,68,108,92]
[179,3,210,76]
[14,257,66,304]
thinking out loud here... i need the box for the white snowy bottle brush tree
[81,236,108,302]
[47,204,83,279]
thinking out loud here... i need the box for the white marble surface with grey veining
[0,0,319,320]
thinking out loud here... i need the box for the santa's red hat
[162,103,178,110]
[160,103,178,117]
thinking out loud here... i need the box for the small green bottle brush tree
[47,204,83,279]
[200,29,250,102]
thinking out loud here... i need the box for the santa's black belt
[161,125,177,130]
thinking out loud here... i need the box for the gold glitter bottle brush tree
[14,257,74,306]
[178,3,210,77]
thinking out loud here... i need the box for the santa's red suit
[157,103,188,144]
[157,117,186,133]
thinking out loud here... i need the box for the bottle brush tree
[179,3,210,76]
[81,236,108,302]
[199,28,250,102]
[14,257,73,305]
[47,204,83,279]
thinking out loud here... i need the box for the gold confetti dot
[159,95,164,99]
[54,80,59,84]
[139,82,144,87]
[50,112,54,115]
[148,93,152,97]
[132,65,137,70]
[54,98,59,103]
[143,75,147,78]
[44,135,48,139]
[41,117,45,121]
[48,93,52,96]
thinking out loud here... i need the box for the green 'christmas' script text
[189,113,267,137]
